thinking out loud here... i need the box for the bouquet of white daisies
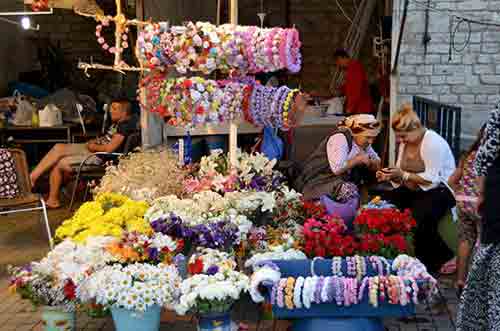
[175,269,249,315]
[77,263,181,312]
[175,248,249,315]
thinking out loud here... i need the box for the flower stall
[6,4,437,331]
[8,148,437,331]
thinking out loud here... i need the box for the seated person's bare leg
[30,144,74,186]
[46,159,72,208]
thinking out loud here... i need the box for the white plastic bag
[12,91,35,126]
[39,104,63,127]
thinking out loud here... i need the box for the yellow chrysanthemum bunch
[55,193,152,243]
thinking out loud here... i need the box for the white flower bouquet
[77,263,181,312]
[184,149,285,194]
[176,248,249,315]
[94,148,189,203]
[33,237,116,287]
[175,269,249,315]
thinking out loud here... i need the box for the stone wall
[397,0,499,143]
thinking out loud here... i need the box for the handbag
[320,194,359,230]
[261,127,284,161]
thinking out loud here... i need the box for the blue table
[261,259,420,331]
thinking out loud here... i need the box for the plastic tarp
[38,88,96,124]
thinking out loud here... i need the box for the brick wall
[0,0,38,95]
[397,0,499,143]
[0,7,129,99]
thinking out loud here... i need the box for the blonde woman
[295,114,381,202]
[376,104,456,273]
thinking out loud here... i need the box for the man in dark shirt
[334,49,374,115]
[30,99,138,208]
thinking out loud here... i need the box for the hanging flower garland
[137,21,302,75]
[95,17,130,55]
[139,73,302,130]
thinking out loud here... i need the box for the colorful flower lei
[138,22,302,74]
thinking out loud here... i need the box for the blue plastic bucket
[111,305,161,331]
[197,311,232,331]
[41,306,76,331]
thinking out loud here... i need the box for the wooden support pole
[114,0,124,67]
[229,0,238,167]
[230,0,238,24]
[136,0,150,148]
[389,0,407,166]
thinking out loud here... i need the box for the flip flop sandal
[46,202,62,209]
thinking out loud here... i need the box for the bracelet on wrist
[402,171,410,182]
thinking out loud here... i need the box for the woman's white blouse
[395,129,456,191]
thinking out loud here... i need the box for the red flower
[188,257,204,275]
[64,280,76,300]
[389,234,408,252]
[195,106,205,115]
[176,239,185,253]
[182,79,193,89]
[354,208,416,235]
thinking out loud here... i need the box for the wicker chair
[0,149,53,248]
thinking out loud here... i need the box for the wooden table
[163,111,345,138]
[0,125,73,145]
[0,125,74,166]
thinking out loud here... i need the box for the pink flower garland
[95,17,130,55]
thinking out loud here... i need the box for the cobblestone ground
[0,209,458,331]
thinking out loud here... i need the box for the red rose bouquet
[354,208,416,258]
[357,233,410,258]
[302,215,357,257]
[354,208,416,235]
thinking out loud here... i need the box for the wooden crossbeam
[74,0,149,75]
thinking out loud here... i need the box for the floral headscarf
[338,114,381,137]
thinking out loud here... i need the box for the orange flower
[107,243,122,256]
[122,246,140,261]
[163,255,173,265]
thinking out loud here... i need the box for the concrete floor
[0,203,458,330]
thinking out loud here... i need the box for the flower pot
[197,311,232,331]
[111,305,162,331]
[41,306,75,331]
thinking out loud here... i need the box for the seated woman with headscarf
[376,104,456,273]
[295,114,381,203]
